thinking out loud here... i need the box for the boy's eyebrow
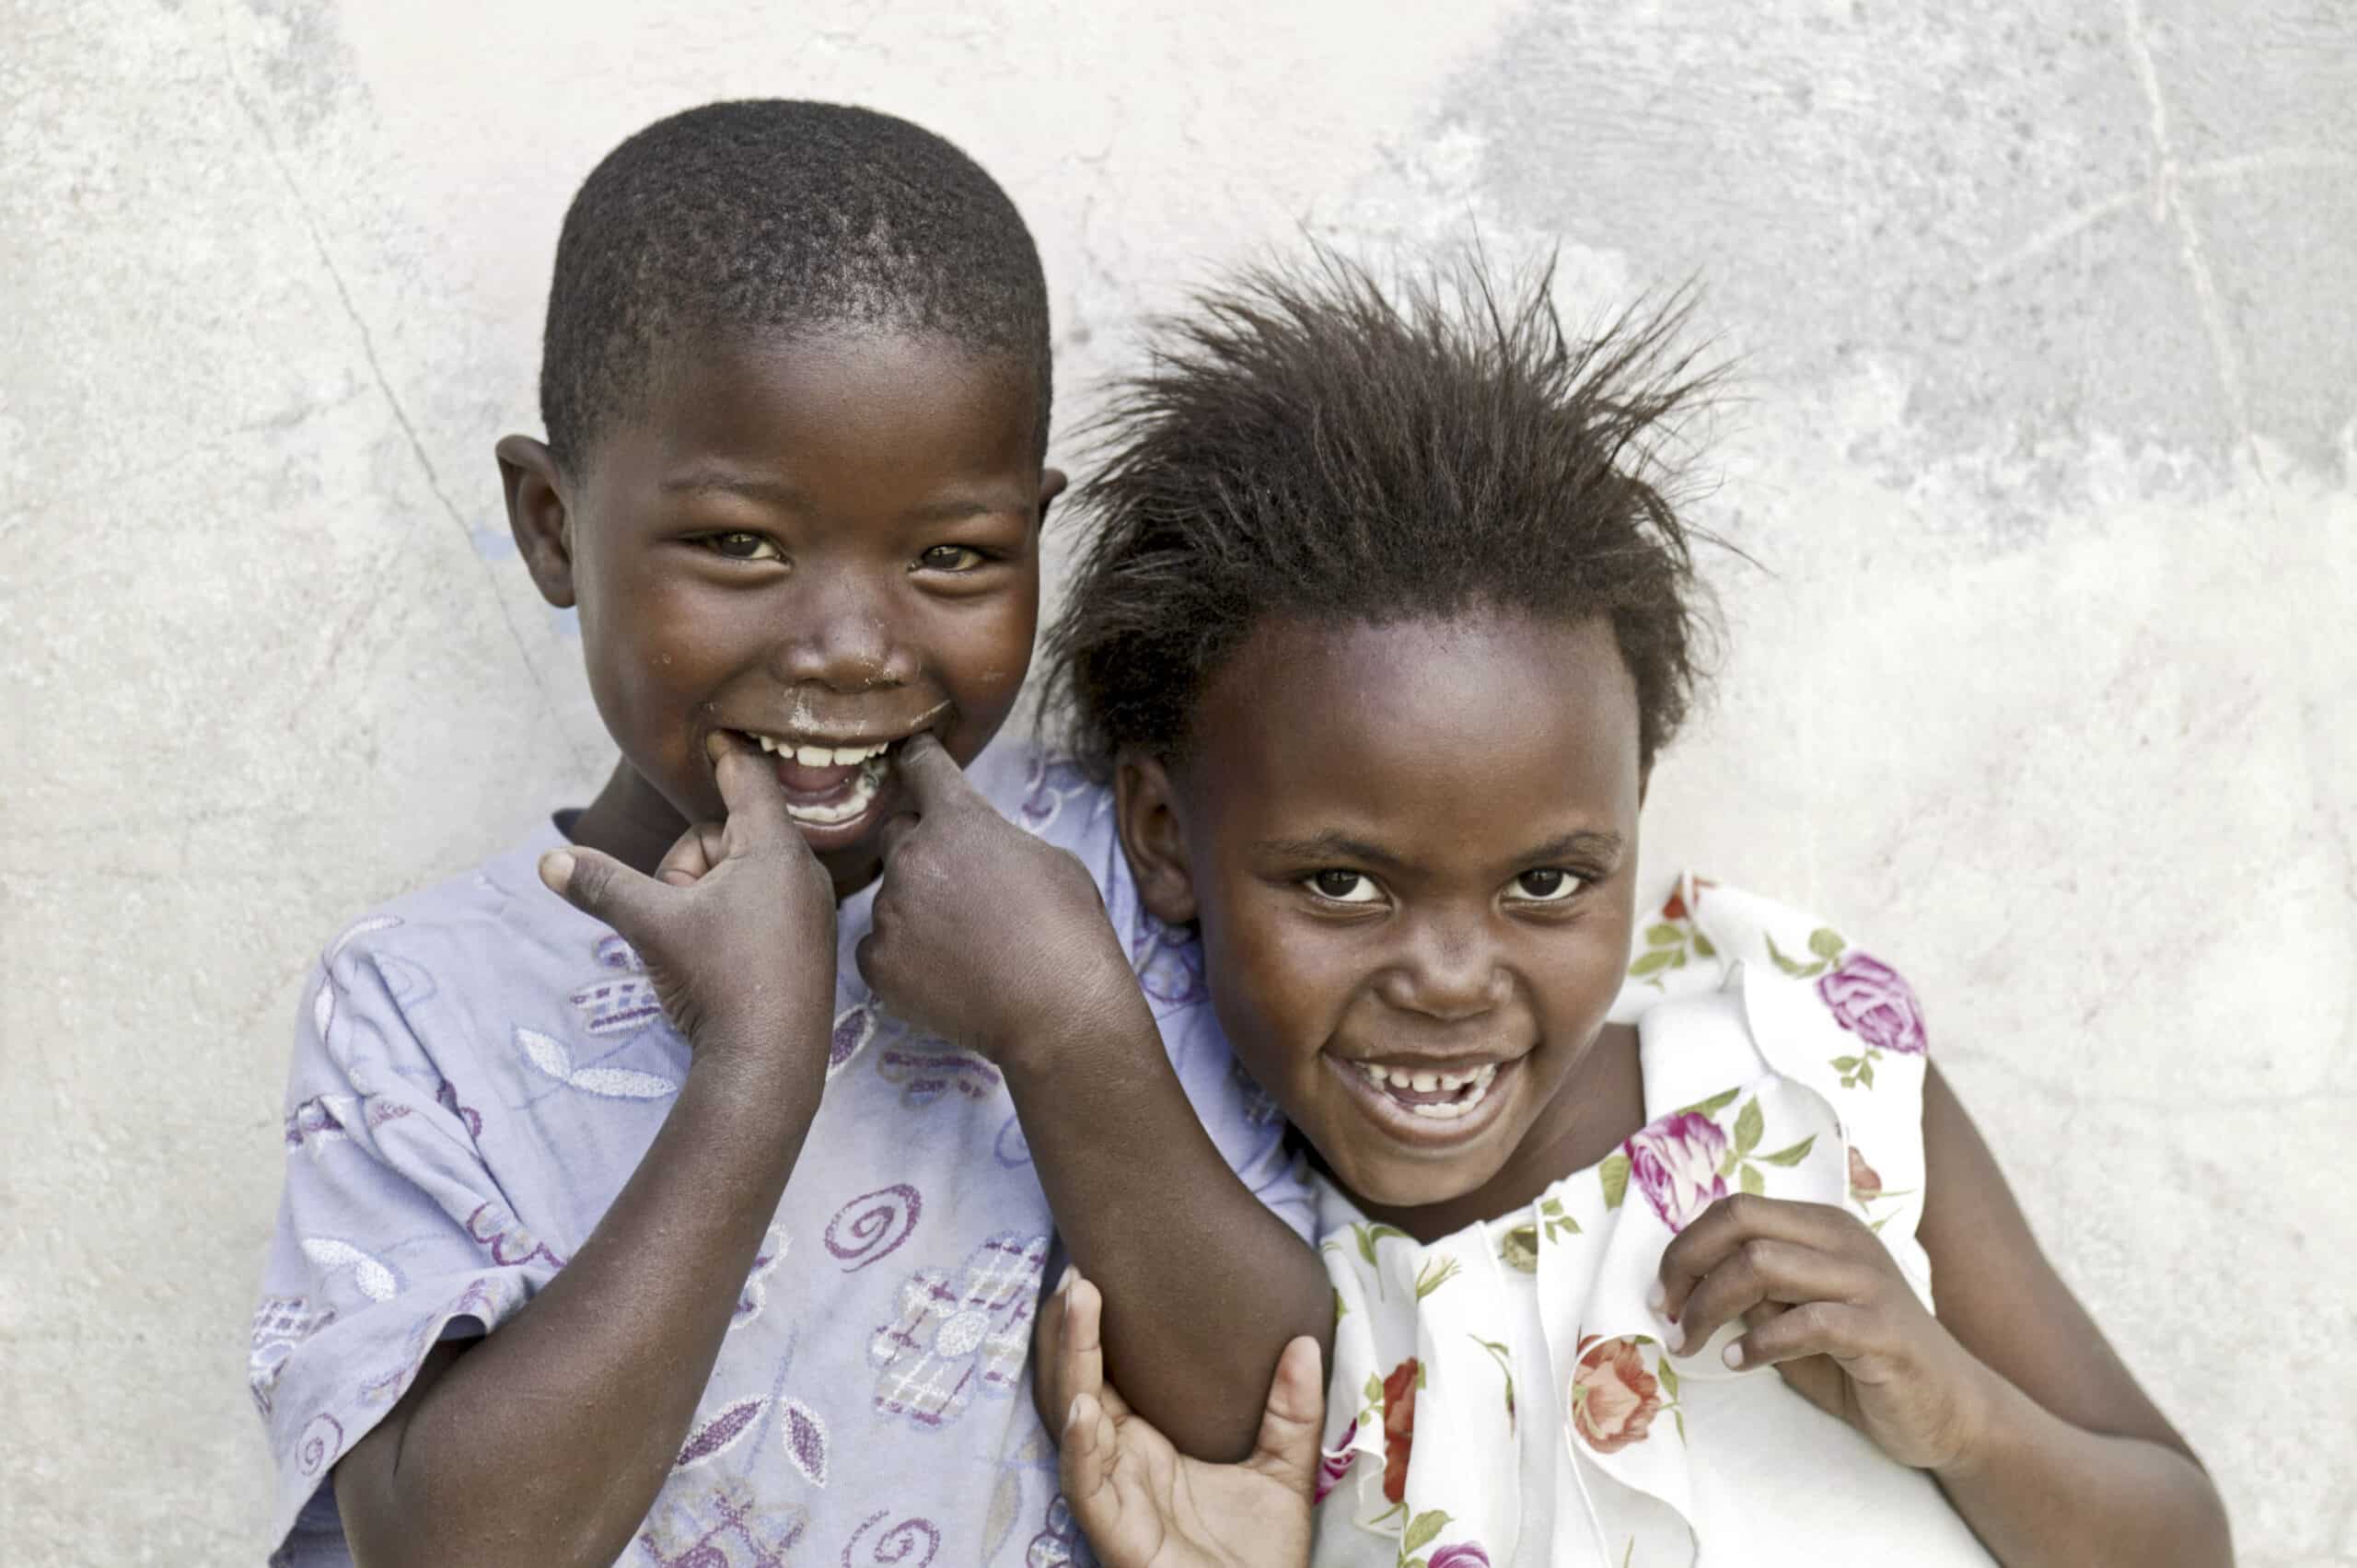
[1254,829,1625,871]
[658,469,1018,523]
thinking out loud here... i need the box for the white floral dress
[1310,877,1998,1568]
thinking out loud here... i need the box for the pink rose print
[1625,1110,1730,1233]
[1315,1418,1357,1504]
[1817,952,1927,1055]
[1570,1334,1662,1455]
[1380,1357,1420,1504]
[1848,1145,1883,1201]
[868,1232,1048,1431]
[1430,1547,1493,1568]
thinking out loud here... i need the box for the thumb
[1243,1335,1327,1495]
[892,732,977,814]
[539,846,668,941]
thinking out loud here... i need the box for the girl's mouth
[1326,1051,1522,1150]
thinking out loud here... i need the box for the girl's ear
[1114,751,1198,926]
[496,434,577,609]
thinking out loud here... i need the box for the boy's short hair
[1043,248,1718,778]
[541,99,1051,471]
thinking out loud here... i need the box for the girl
[1029,253,2231,1566]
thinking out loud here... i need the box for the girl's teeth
[1353,1060,1503,1120]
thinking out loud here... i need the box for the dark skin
[330,329,1329,1568]
[1099,609,2230,1568]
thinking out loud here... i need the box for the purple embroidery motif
[465,1202,565,1269]
[842,1511,941,1567]
[1016,753,1094,836]
[1128,905,1205,1007]
[676,1399,766,1470]
[781,1398,830,1487]
[868,1232,1047,1432]
[248,1295,334,1417]
[434,1075,483,1141]
[570,934,663,1037]
[284,1096,353,1155]
[637,1473,807,1568]
[1025,1493,1091,1567]
[824,1186,922,1272]
[296,1412,343,1477]
[736,1226,787,1326]
[877,1040,1000,1108]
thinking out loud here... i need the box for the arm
[337,737,838,1568]
[857,737,1333,1461]
[1910,1065,2231,1566]
[1655,1064,2230,1568]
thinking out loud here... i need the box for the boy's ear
[1113,750,1198,927]
[1037,466,1068,528]
[496,434,577,609]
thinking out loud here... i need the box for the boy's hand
[855,735,1141,1066]
[539,731,838,1073]
[1041,1269,1320,1568]
[1655,1192,1998,1473]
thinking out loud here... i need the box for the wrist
[992,970,1162,1086]
[1927,1351,2025,1482]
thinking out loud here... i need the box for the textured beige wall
[3,1,2351,1562]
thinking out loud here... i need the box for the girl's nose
[1376,910,1510,1021]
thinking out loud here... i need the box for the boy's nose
[772,578,912,692]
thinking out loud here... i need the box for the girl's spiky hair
[1041,245,1723,777]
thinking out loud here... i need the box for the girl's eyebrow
[1521,830,1626,865]
[1254,829,1626,874]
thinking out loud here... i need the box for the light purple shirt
[250,739,1303,1566]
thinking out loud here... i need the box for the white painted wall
[3,2,2350,1561]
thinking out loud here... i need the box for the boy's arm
[331,738,839,1568]
[859,738,1332,1462]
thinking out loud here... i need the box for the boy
[250,101,1329,1568]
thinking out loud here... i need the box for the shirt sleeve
[250,928,561,1551]
[1153,995,1316,1243]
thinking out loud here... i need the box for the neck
[566,761,692,877]
[1346,1020,1646,1244]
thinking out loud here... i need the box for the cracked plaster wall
[2,1,2351,1562]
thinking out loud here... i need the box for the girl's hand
[539,731,838,1074]
[855,735,1143,1066]
[1040,1270,1321,1568]
[1655,1192,1997,1472]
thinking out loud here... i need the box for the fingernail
[539,850,575,890]
[1645,1279,1665,1312]
[1723,1342,1745,1369]
[1666,1324,1685,1353]
[1056,1264,1075,1295]
[705,730,729,761]
[1065,1395,1084,1431]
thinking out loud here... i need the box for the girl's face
[1120,610,1643,1214]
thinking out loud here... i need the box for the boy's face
[505,329,1058,896]
[1125,610,1643,1212]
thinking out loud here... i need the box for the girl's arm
[1909,1065,2230,1566]
[1655,1063,2231,1568]
[856,737,1334,1462]
[336,740,840,1568]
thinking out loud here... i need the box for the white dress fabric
[1309,877,1998,1567]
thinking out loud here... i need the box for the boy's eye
[1305,869,1383,904]
[702,531,783,562]
[1508,869,1584,903]
[916,544,989,573]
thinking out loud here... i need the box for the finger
[1657,1193,1862,1323]
[1242,1335,1327,1496]
[1059,1275,1109,1420]
[875,810,922,865]
[705,729,793,848]
[539,847,668,940]
[1059,1391,1120,1525]
[1033,1266,1074,1411]
[890,731,977,813]
[1671,1237,1875,1356]
[1731,1298,1886,1375]
[654,821,728,888]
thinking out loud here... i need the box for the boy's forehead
[600,326,1046,489]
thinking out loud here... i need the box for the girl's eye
[702,531,782,562]
[1509,868,1584,903]
[1305,869,1383,904]
[916,544,989,573]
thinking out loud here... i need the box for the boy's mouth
[725,708,946,835]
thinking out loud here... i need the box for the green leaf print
[1693,932,1717,958]
[1333,1287,1348,1322]
[1400,1510,1451,1557]
[1674,1086,1742,1120]
[1740,1164,1766,1196]
[1414,1256,1462,1299]
[1756,1134,1817,1167]
[1629,948,1679,978]
[1497,1223,1539,1273]
[1734,1098,1763,1156]
[1600,1150,1631,1209]
[1765,932,1827,979]
[1644,923,1684,947]
[1539,1194,1582,1240]
[1655,1356,1679,1397]
[1807,926,1847,960]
